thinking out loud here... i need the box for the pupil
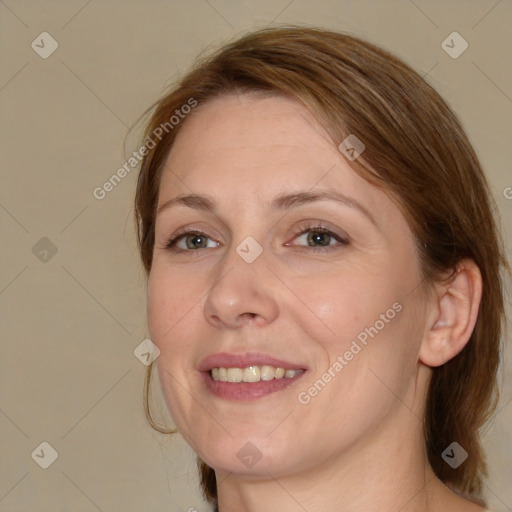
[189,235,206,249]
[309,231,329,246]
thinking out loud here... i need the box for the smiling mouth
[199,352,307,400]
[210,365,304,383]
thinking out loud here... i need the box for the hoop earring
[143,360,177,435]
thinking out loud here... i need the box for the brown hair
[134,26,509,507]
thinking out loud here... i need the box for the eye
[287,224,349,252]
[164,230,219,252]
[162,224,348,254]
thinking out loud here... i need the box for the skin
[147,93,485,512]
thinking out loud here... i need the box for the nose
[203,241,280,329]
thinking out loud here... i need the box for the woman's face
[147,93,429,477]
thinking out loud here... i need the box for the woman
[134,26,508,512]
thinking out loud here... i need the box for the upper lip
[198,352,307,372]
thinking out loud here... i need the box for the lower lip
[201,371,306,401]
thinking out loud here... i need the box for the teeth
[210,365,303,382]
[260,365,275,381]
[243,366,260,382]
[227,368,243,382]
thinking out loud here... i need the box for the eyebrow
[156,190,378,227]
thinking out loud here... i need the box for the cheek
[295,264,417,390]
[146,278,171,348]
[291,264,397,344]
[147,268,196,372]
[147,263,201,340]
[147,269,205,439]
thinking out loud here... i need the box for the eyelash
[163,223,349,254]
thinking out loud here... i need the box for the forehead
[170,93,330,166]
[156,94,416,252]
[161,94,366,194]
[158,94,409,232]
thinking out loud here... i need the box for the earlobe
[419,260,482,368]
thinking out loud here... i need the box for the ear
[419,259,482,367]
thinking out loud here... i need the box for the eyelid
[163,221,349,254]
[164,228,220,251]
[285,222,349,250]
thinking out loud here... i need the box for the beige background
[0,1,511,511]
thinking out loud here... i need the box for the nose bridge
[234,233,265,265]
[214,233,267,298]
[203,233,278,328]
[217,207,267,273]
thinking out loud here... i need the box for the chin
[196,435,303,478]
